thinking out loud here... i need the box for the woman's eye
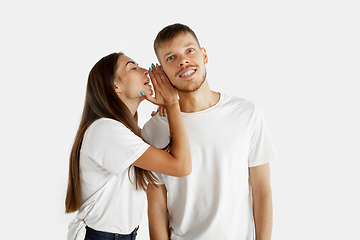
[167,56,174,61]
[187,48,194,53]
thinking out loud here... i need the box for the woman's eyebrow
[125,61,138,66]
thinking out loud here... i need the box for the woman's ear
[114,77,122,93]
[201,47,208,64]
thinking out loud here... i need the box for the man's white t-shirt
[68,118,150,240]
[142,93,278,240]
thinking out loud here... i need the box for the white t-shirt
[142,93,278,240]
[68,118,150,240]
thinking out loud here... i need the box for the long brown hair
[65,52,157,213]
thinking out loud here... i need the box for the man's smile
[180,69,196,77]
[177,66,198,79]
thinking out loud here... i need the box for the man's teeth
[180,70,195,77]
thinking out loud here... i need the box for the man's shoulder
[142,113,169,135]
[143,113,169,130]
[221,93,256,111]
[142,114,170,148]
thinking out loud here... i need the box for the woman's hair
[65,52,157,213]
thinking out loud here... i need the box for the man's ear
[114,78,122,93]
[201,47,208,64]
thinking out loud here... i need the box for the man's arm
[147,184,169,240]
[249,163,273,240]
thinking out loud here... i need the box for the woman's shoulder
[86,118,128,138]
[93,117,126,128]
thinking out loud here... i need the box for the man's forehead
[158,33,199,55]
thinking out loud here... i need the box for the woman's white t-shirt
[67,118,150,240]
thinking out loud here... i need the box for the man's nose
[178,57,190,67]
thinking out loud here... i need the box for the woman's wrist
[164,100,180,110]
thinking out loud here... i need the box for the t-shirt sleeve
[142,115,171,149]
[81,119,150,176]
[248,104,279,167]
[152,171,164,184]
[141,117,167,185]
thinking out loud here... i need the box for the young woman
[65,52,191,240]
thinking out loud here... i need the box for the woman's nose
[142,67,149,75]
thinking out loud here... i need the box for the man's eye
[167,56,174,61]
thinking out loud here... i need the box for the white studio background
[0,1,359,239]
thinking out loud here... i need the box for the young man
[142,23,278,240]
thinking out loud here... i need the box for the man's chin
[174,78,206,93]
[171,69,207,93]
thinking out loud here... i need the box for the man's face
[157,32,208,93]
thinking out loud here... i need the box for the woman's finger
[151,110,158,117]
[151,64,165,91]
[148,63,178,107]
[141,91,157,105]
[156,64,169,85]
[148,66,159,90]
[160,106,167,117]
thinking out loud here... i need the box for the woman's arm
[133,64,191,177]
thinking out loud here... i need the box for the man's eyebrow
[163,43,195,58]
[163,51,173,58]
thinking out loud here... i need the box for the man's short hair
[154,23,201,60]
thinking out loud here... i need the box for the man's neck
[178,81,220,113]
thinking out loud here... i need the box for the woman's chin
[139,88,153,99]
[146,88,154,96]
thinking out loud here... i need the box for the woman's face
[114,55,153,102]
